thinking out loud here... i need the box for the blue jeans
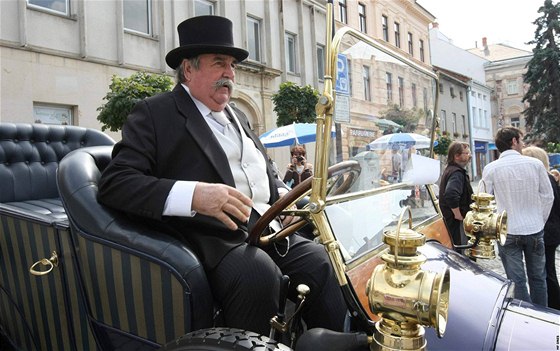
[498,231,548,306]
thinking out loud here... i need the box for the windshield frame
[306,7,441,288]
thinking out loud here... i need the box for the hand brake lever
[269,275,290,340]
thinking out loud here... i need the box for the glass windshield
[321,30,440,264]
[325,186,438,263]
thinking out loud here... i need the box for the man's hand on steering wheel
[249,161,361,246]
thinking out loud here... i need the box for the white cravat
[210,110,241,149]
[210,110,229,128]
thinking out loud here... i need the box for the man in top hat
[98,16,346,335]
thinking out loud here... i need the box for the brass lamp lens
[434,268,450,338]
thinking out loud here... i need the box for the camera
[296,156,305,165]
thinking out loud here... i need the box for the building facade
[1,0,329,164]
[332,0,436,160]
[483,56,532,134]
[434,67,469,140]
[429,25,494,179]
[1,0,438,164]
[468,40,532,152]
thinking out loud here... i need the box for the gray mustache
[213,78,234,91]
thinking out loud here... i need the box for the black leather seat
[57,146,214,349]
[0,122,115,222]
[0,122,116,350]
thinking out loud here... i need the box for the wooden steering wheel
[248,160,361,246]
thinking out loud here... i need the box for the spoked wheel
[160,327,292,351]
[249,161,361,246]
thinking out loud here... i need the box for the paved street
[475,244,560,283]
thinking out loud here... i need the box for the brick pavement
[475,244,560,282]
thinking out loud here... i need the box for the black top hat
[165,16,249,69]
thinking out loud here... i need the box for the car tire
[161,327,292,351]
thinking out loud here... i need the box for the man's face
[184,53,237,111]
[455,147,471,167]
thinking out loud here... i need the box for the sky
[416,0,546,51]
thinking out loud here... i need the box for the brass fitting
[463,192,507,259]
[366,207,450,351]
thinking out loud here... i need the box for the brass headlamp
[366,207,450,351]
[463,191,507,259]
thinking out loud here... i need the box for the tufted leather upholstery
[57,146,214,345]
[0,123,115,222]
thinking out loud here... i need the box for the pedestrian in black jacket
[439,142,474,252]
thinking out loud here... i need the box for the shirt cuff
[163,181,198,217]
[278,187,290,197]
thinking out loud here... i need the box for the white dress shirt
[481,149,553,235]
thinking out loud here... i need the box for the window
[194,0,214,15]
[450,86,455,98]
[452,112,457,133]
[439,83,444,94]
[394,22,401,48]
[317,45,325,80]
[28,0,68,15]
[398,77,404,107]
[472,107,478,127]
[358,3,367,33]
[440,110,447,132]
[412,83,417,108]
[511,116,520,128]
[462,115,467,134]
[285,32,297,73]
[33,103,73,125]
[247,17,262,62]
[382,15,389,41]
[339,0,347,24]
[419,40,425,62]
[407,32,413,55]
[459,91,464,101]
[124,0,152,35]
[386,72,393,102]
[506,79,518,95]
[362,66,371,101]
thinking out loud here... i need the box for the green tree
[380,105,422,132]
[97,72,174,132]
[433,133,453,156]
[271,81,319,126]
[546,142,560,153]
[522,0,560,143]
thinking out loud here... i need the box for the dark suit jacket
[98,84,280,269]
[545,174,560,246]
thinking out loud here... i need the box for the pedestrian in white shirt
[482,127,553,306]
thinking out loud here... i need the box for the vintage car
[1,3,559,351]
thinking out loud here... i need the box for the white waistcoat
[210,107,271,216]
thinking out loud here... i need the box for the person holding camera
[283,145,313,188]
